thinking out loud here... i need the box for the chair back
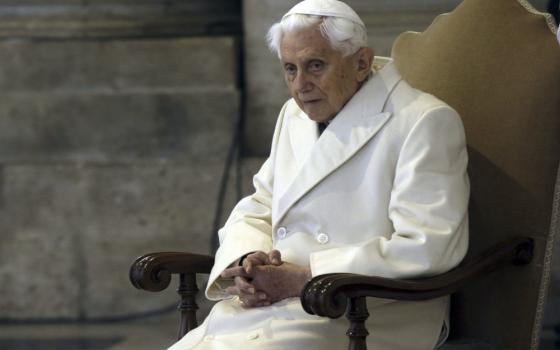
[392,0,560,348]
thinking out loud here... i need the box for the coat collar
[273,61,403,225]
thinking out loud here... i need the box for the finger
[239,291,269,307]
[253,300,272,307]
[247,251,269,261]
[243,251,269,273]
[256,291,268,301]
[225,286,240,296]
[248,268,279,294]
[268,250,282,265]
[221,266,249,279]
[234,276,256,294]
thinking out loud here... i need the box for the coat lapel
[287,108,319,168]
[273,61,403,224]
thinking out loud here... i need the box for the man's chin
[303,109,327,122]
[306,114,332,123]
[306,114,324,123]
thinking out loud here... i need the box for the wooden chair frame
[130,237,533,349]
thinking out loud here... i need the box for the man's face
[280,25,363,123]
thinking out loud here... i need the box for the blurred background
[0,1,558,349]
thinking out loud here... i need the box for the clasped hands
[220,250,311,307]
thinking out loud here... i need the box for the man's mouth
[303,99,321,105]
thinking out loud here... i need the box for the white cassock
[169,61,469,350]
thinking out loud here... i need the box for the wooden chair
[130,0,560,349]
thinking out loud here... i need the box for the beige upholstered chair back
[391,0,560,348]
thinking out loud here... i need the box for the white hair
[266,14,368,59]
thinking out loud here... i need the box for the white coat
[169,61,469,350]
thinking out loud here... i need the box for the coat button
[203,335,214,341]
[316,232,329,244]
[277,226,287,239]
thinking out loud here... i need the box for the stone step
[0,37,238,92]
[0,89,239,163]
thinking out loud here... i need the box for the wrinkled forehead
[280,26,338,61]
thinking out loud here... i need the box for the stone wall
[0,0,253,320]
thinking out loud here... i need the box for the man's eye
[309,61,324,72]
[285,65,296,75]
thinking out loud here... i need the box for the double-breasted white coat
[169,61,469,350]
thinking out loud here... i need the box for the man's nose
[294,71,313,92]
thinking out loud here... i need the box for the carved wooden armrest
[300,237,533,350]
[129,252,214,339]
[130,252,214,292]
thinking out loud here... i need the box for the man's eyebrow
[281,51,328,65]
[288,56,326,65]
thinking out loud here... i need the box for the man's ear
[355,47,374,82]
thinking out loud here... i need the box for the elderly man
[169,0,469,349]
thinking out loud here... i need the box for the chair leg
[346,297,370,350]
[177,273,199,340]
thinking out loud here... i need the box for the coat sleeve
[309,106,470,279]
[205,102,288,300]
